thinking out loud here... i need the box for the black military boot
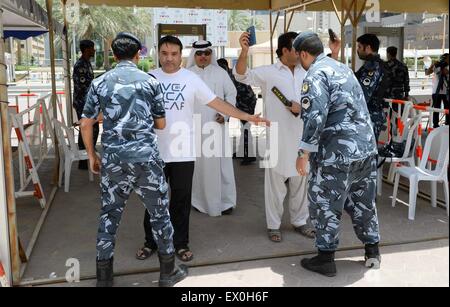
[300,250,337,277]
[365,243,381,269]
[158,253,189,287]
[96,258,114,287]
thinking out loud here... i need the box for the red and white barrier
[384,98,449,163]
[10,113,46,209]
[0,261,9,287]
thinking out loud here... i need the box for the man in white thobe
[187,41,238,217]
[234,32,315,242]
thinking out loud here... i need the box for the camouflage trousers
[308,156,380,251]
[370,111,387,143]
[97,159,174,260]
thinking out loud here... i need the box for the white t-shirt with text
[151,68,217,163]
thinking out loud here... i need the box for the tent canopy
[2,0,63,40]
[79,0,449,14]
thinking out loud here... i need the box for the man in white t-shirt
[137,36,269,262]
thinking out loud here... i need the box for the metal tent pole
[61,0,73,126]
[45,0,60,185]
[0,5,21,285]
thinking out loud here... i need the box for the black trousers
[76,109,99,151]
[144,161,195,250]
[432,94,449,128]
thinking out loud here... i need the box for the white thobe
[233,61,309,229]
[190,64,238,217]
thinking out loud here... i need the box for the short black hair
[111,37,140,60]
[217,58,229,71]
[295,35,323,56]
[79,40,94,53]
[357,34,380,52]
[387,46,397,57]
[276,32,299,58]
[158,35,183,52]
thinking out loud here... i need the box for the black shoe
[300,250,337,277]
[364,243,381,269]
[158,253,189,287]
[221,208,233,215]
[78,160,88,170]
[96,258,114,287]
[241,157,256,165]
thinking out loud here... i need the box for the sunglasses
[195,50,212,57]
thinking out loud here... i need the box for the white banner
[154,8,228,47]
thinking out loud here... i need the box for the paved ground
[43,239,448,287]
[15,157,449,287]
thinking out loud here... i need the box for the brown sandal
[136,247,156,260]
[294,225,316,239]
[176,248,194,262]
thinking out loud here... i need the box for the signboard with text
[153,8,228,47]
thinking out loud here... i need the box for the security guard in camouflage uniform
[73,40,99,169]
[80,32,188,287]
[355,34,390,143]
[217,58,257,164]
[386,46,410,102]
[293,32,381,277]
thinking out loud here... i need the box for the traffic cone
[0,261,10,287]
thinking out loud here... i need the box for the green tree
[228,10,264,31]
[37,1,151,69]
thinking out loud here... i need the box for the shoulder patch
[302,82,309,94]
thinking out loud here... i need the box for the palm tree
[37,1,152,69]
[75,6,152,69]
[228,10,264,31]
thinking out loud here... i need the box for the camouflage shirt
[225,69,257,115]
[385,58,410,99]
[73,57,94,114]
[355,54,390,120]
[82,61,166,164]
[299,53,377,166]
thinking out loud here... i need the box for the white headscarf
[185,40,219,69]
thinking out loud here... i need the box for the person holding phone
[234,31,315,243]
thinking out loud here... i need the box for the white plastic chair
[377,114,422,195]
[53,119,93,192]
[391,125,449,220]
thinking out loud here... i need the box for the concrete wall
[0,116,12,286]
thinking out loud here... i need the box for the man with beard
[355,34,391,143]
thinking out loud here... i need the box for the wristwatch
[297,149,309,158]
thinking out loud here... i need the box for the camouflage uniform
[385,58,410,101]
[227,69,257,159]
[300,53,380,251]
[73,57,99,151]
[355,54,390,143]
[385,58,410,136]
[73,57,94,116]
[82,60,174,261]
[230,72,257,117]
